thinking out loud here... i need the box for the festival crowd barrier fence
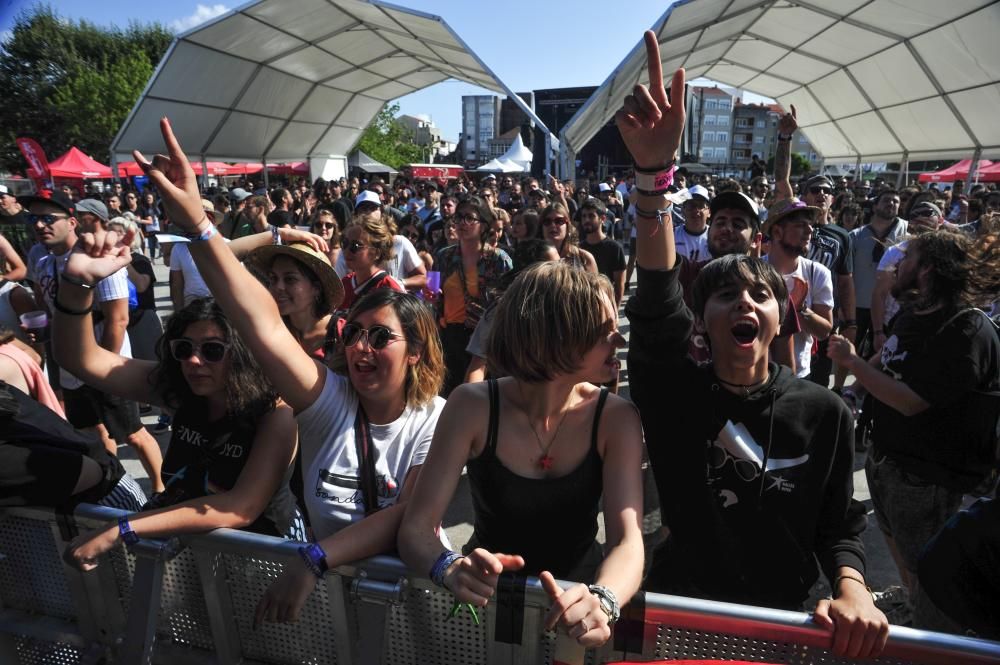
[0,504,997,665]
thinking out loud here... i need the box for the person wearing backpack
[828,228,1000,631]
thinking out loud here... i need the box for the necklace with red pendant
[519,383,573,471]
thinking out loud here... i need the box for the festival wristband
[298,543,329,578]
[634,163,676,196]
[429,550,464,588]
[183,217,218,242]
[118,515,140,547]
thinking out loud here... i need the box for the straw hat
[249,242,344,312]
[201,199,225,224]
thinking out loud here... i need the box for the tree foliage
[765,152,813,176]
[354,103,424,169]
[0,4,172,172]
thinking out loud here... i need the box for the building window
[701,147,713,160]
[717,132,728,144]
[703,131,716,142]
[754,135,764,144]
[810,152,818,161]
[705,99,718,110]
[719,99,731,110]
[704,115,715,125]
[714,147,727,160]
[756,119,765,128]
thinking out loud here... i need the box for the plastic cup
[426,271,441,292]
[20,310,49,343]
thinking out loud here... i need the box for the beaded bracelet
[298,543,329,578]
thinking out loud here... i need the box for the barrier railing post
[119,539,176,664]
[324,571,355,665]
[193,549,241,665]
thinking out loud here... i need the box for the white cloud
[169,4,229,33]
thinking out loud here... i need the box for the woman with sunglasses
[339,214,405,312]
[434,196,512,396]
[124,118,448,625]
[540,203,598,274]
[398,220,433,271]
[400,262,644,648]
[310,209,342,269]
[55,244,298,568]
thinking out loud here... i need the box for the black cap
[18,191,75,217]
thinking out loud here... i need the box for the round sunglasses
[341,323,405,350]
[169,338,230,363]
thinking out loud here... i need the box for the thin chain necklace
[714,372,769,398]
[517,382,572,471]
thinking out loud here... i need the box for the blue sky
[0,1,759,143]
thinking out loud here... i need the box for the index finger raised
[643,31,667,107]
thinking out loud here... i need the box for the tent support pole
[544,132,552,182]
[263,156,270,190]
[854,156,862,185]
[110,154,120,185]
[896,151,908,189]
[965,148,982,190]
[201,156,209,192]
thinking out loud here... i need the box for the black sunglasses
[809,186,832,196]
[345,240,367,253]
[314,222,337,229]
[27,213,69,226]
[341,323,405,350]
[169,338,230,363]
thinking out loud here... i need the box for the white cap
[598,183,612,192]
[354,190,382,209]
[687,185,710,202]
[0,185,8,195]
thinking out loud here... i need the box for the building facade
[688,86,736,167]
[461,95,500,166]
[398,114,456,161]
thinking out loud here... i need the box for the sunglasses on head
[543,216,567,226]
[169,338,230,363]
[341,323,405,350]
[27,213,69,226]
[345,240,367,253]
[809,186,832,196]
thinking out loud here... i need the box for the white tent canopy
[111,0,549,164]
[476,157,521,173]
[499,133,533,171]
[559,0,1000,171]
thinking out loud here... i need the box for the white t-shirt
[33,251,132,389]
[674,225,709,262]
[335,235,422,284]
[876,242,906,326]
[296,368,446,540]
[168,243,212,304]
[767,256,834,378]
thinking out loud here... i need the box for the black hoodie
[626,265,866,609]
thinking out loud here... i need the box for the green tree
[0,4,172,172]
[354,103,424,169]
[765,152,813,176]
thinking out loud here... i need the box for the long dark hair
[151,298,277,416]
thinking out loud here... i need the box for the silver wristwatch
[588,584,620,624]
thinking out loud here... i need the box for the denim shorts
[866,453,964,574]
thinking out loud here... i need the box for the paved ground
[119,255,904,611]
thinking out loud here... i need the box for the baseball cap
[18,191,75,217]
[75,198,109,222]
[229,187,252,202]
[762,198,821,236]
[687,184,710,203]
[909,201,942,219]
[354,190,382,209]
[0,185,9,196]
[709,191,760,226]
[598,183,612,192]
[803,175,833,190]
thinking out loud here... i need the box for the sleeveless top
[466,379,608,578]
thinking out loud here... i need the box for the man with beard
[763,200,834,378]
[579,198,626,307]
[849,191,907,359]
[828,229,1000,631]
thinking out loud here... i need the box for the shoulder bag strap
[354,405,382,516]
[486,378,500,453]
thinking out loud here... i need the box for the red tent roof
[918,159,993,183]
[48,147,113,179]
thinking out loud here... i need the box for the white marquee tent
[110,0,550,174]
[499,133,533,172]
[558,0,1000,177]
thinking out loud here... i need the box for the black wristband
[53,297,91,316]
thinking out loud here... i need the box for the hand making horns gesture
[615,30,686,170]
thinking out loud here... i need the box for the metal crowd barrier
[0,504,997,665]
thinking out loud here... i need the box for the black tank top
[466,379,608,578]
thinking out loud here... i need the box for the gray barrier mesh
[222,552,339,665]
[0,515,75,620]
[383,585,489,665]
[156,547,214,650]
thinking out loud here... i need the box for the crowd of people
[0,30,998,655]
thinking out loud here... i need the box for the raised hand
[539,571,611,647]
[277,228,329,254]
[133,118,208,236]
[615,31,686,169]
[65,226,134,286]
[778,104,798,136]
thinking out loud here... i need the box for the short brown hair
[691,254,789,323]
[347,213,395,265]
[487,262,614,382]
